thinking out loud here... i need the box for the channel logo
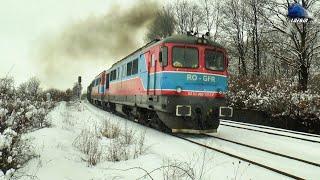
[287,2,313,23]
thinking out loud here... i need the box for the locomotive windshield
[205,50,225,71]
[172,47,198,68]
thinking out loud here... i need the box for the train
[87,34,233,133]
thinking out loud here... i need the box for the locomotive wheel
[149,112,171,133]
[195,108,204,129]
[136,108,149,125]
[136,109,171,133]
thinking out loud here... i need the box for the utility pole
[78,76,82,102]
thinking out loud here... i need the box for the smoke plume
[36,0,158,89]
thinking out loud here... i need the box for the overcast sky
[0,0,154,90]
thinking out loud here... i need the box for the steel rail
[221,119,320,138]
[220,123,320,144]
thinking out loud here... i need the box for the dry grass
[161,159,195,180]
[101,121,121,139]
[105,125,147,162]
[133,130,147,159]
[72,128,102,166]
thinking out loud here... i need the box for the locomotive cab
[153,35,233,133]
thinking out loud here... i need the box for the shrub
[227,76,320,125]
[0,76,56,176]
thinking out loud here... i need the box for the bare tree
[248,0,262,76]
[173,0,203,34]
[174,0,189,34]
[222,0,249,76]
[263,0,320,91]
[187,3,203,33]
[26,77,41,98]
[18,77,41,100]
[201,0,222,40]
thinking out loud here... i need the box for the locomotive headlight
[197,38,202,44]
[203,39,208,44]
[176,87,182,93]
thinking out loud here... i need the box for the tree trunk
[299,64,308,91]
[252,0,260,77]
[240,55,247,76]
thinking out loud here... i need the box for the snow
[7,157,12,164]
[25,112,33,120]
[17,101,306,179]
[0,108,8,118]
[0,171,4,180]
[0,168,14,180]
[3,128,17,137]
[0,128,17,151]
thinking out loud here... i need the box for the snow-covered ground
[15,101,313,180]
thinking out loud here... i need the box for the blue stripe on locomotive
[153,73,227,92]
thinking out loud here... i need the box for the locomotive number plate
[176,105,191,116]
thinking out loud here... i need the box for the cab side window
[105,74,109,89]
[127,62,132,76]
[160,46,168,66]
[110,69,117,81]
[132,59,138,75]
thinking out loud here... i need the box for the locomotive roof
[161,34,224,48]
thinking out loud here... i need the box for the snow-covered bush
[73,119,147,165]
[0,76,57,176]
[227,76,320,130]
[309,74,320,94]
[0,128,34,177]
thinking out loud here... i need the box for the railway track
[220,120,320,144]
[174,134,304,180]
